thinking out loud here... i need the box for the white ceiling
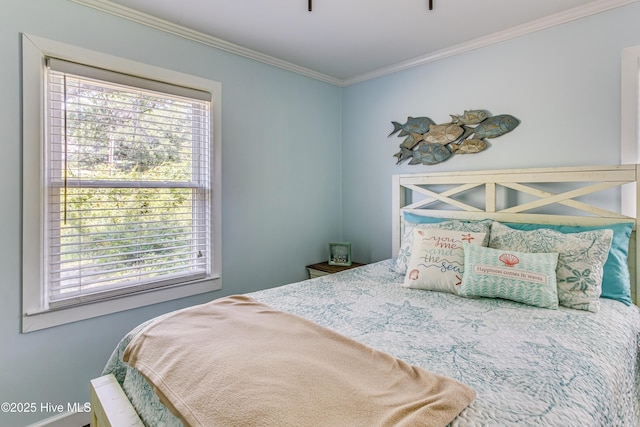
[75,0,636,85]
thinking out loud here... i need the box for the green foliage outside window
[51,74,208,290]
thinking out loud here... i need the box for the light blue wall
[341,3,640,264]
[1,1,341,425]
[4,0,640,425]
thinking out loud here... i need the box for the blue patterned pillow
[503,222,633,306]
[459,244,560,309]
[489,222,613,313]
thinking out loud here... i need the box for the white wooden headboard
[392,164,640,304]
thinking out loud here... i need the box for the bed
[91,164,640,427]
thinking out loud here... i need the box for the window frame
[621,45,640,218]
[21,34,222,333]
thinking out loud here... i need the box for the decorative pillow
[489,222,613,313]
[459,244,559,309]
[394,216,492,274]
[503,222,633,306]
[402,229,487,294]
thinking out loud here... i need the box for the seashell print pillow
[394,218,492,274]
[402,229,487,294]
[488,222,613,313]
[459,244,560,309]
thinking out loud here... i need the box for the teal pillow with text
[459,244,560,309]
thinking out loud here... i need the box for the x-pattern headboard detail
[392,164,640,304]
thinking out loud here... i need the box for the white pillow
[403,229,487,294]
[394,219,492,274]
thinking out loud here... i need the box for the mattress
[102,259,640,426]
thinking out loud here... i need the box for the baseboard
[26,411,89,427]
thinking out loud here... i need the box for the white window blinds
[45,58,212,308]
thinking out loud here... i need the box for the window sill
[21,276,221,333]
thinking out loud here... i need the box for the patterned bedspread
[103,260,640,426]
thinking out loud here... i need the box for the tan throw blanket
[123,295,475,427]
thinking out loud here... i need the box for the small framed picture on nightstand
[328,242,352,266]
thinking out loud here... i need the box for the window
[22,34,222,332]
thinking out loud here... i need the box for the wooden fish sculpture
[400,133,422,150]
[452,139,487,154]
[393,150,410,164]
[423,123,465,144]
[393,144,417,164]
[450,110,488,125]
[389,110,520,166]
[407,143,451,165]
[472,114,520,139]
[389,116,435,137]
[393,150,407,164]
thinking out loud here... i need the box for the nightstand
[305,261,366,279]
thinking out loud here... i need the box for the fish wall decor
[390,110,519,165]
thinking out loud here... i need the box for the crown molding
[68,0,343,86]
[343,0,640,86]
[71,0,638,87]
